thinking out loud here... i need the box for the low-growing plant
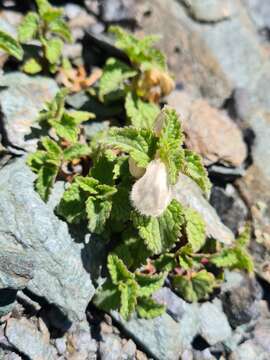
[18,0,72,74]
[28,94,253,319]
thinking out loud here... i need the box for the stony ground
[1,0,270,359]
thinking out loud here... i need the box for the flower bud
[128,157,146,179]
[130,159,172,217]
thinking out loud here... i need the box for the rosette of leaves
[18,0,73,74]
[98,26,175,130]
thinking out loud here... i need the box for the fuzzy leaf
[99,58,137,101]
[110,186,132,225]
[18,12,39,43]
[156,107,184,184]
[57,182,87,223]
[132,199,184,255]
[27,150,47,173]
[153,253,177,272]
[135,273,166,297]
[63,144,91,161]
[100,127,157,168]
[136,297,165,319]
[35,162,58,202]
[0,30,23,60]
[183,150,211,196]
[86,197,112,234]
[108,254,133,285]
[236,224,251,247]
[125,93,159,129]
[119,279,138,320]
[173,270,216,302]
[23,58,42,74]
[110,26,166,70]
[184,207,206,252]
[35,0,51,15]
[49,113,80,143]
[49,18,73,43]
[93,279,120,313]
[67,110,95,124]
[211,247,253,273]
[41,137,62,160]
[44,37,63,64]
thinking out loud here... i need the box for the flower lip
[130,159,172,217]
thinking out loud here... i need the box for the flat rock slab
[0,158,95,322]
[0,72,58,153]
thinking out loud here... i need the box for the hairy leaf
[153,253,177,272]
[136,273,166,297]
[184,207,206,252]
[108,254,133,285]
[18,12,39,43]
[132,199,184,254]
[183,150,211,196]
[156,107,184,184]
[49,18,73,43]
[35,162,58,202]
[44,37,63,64]
[23,58,42,74]
[99,58,137,101]
[119,279,138,320]
[86,197,112,234]
[0,30,23,60]
[93,279,120,312]
[136,297,165,319]
[173,270,216,302]
[125,93,159,129]
[63,144,91,161]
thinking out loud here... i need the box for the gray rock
[153,287,200,347]
[122,339,137,359]
[210,185,248,234]
[221,272,262,328]
[111,311,183,360]
[254,319,270,353]
[180,0,235,23]
[5,318,57,360]
[55,337,67,355]
[0,158,95,323]
[0,72,58,153]
[100,0,136,22]
[99,334,123,360]
[243,0,270,30]
[0,348,22,360]
[173,174,234,245]
[199,300,232,345]
[229,340,268,360]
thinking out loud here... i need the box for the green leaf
[136,297,165,319]
[132,199,184,255]
[153,253,177,272]
[57,182,87,224]
[36,162,58,202]
[63,144,91,161]
[110,186,132,224]
[156,107,185,184]
[49,113,79,143]
[35,0,52,16]
[211,247,253,273]
[119,279,138,320]
[49,18,73,43]
[99,58,137,101]
[42,9,63,22]
[74,176,99,194]
[100,127,157,168]
[41,137,62,160]
[86,197,112,234]
[236,224,251,247]
[0,30,23,60]
[67,110,95,124]
[113,229,151,270]
[125,93,159,129]
[27,150,47,173]
[18,12,39,43]
[135,273,166,297]
[173,270,216,302]
[44,37,63,64]
[178,244,199,271]
[108,254,133,285]
[93,279,120,312]
[183,207,206,252]
[183,150,211,196]
[23,58,42,74]
[109,26,166,70]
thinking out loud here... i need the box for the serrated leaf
[18,12,39,43]
[100,127,157,168]
[108,254,133,285]
[42,8,63,22]
[36,162,58,202]
[113,229,151,270]
[86,197,112,234]
[109,26,166,70]
[49,113,79,143]
[210,248,239,268]
[67,110,95,124]
[44,37,63,64]
[156,107,185,184]
[110,186,131,224]
[132,199,184,255]
[35,0,52,16]
[63,144,91,161]
[93,279,120,313]
[136,297,165,319]
[183,150,211,196]
[57,182,87,223]
[27,150,47,173]
[125,92,159,129]
[119,279,138,320]
[184,207,206,252]
[135,273,166,297]
[49,18,73,43]
[236,224,251,247]
[99,58,137,101]
[173,270,216,302]
[153,253,177,272]
[41,137,62,160]
[23,57,42,74]
[74,176,99,194]
[0,30,23,60]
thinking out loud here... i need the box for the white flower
[130,159,172,217]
